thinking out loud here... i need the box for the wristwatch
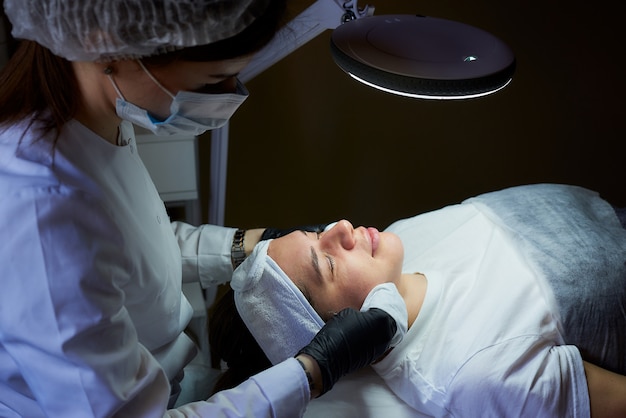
[231,229,246,268]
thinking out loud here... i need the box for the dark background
[201,0,625,230]
[3,2,623,230]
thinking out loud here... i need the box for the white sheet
[304,367,431,418]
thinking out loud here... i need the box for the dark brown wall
[205,0,625,229]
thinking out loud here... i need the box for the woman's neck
[71,61,122,144]
[395,273,428,329]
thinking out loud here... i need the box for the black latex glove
[297,307,397,396]
[260,223,328,241]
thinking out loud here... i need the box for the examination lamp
[239,0,516,99]
[331,14,515,100]
[210,0,516,225]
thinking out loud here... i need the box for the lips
[367,227,380,256]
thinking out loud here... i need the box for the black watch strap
[231,229,246,268]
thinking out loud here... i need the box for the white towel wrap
[232,239,407,365]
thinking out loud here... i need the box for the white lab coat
[0,119,309,417]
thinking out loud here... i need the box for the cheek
[336,272,378,310]
[316,274,385,321]
[383,234,404,277]
[130,87,173,120]
[314,288,360,321]
[316,298,343,321]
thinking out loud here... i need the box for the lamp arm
[211,1,374,226]
[239,0,373,83]
[341,0,374,22]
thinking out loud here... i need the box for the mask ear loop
[136,60,176,100]
[104,66,127,101]
[103,67,126,146]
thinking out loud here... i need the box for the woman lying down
[209,184,626,417]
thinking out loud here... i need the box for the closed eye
[313,231,334,275]
[303,230,335,279]
[325,255,335,274]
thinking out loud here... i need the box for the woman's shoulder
[1,117,46,144]
[0,118,57,182]
[0,118,108,200]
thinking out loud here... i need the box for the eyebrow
[300,231,324,283]
[310,247,323,284]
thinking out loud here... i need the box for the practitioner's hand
[242,229,265,256]
[296,307,397,397]
[260,223,328,241]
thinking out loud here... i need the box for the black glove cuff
[297,308,397,396]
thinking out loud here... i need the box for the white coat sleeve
[171,221,237,287]
[166,358,310,418]
[446,337,590,417]
[0,187,173,417]
[1,188,310,418]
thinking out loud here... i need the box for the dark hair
[0,0,288,139]
[0,41,78,138]
[208,287,272,394]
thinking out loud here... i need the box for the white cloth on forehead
[232,239,408,365]
[232,240,324,365]
[4,0,270,61]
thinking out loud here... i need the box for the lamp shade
[330,14,516,99]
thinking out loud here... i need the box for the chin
[378,232,404,279]
[380,232,404,257]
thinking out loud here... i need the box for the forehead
[267,232,315,287]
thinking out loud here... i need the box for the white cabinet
[135,133,198,202]
[135,132,201,226]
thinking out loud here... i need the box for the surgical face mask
[107,61,248,136]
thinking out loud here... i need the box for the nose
[199,76,238,94]
[220,76,239,93]
[320,220,355,250]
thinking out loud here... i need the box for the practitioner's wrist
[231,228,265,269]
[231,229,246,269]
[243,228,264,256]
[295,354,322,399]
